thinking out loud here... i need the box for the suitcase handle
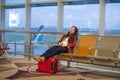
[51,62,56,70]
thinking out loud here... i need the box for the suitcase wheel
[36,69,39,72]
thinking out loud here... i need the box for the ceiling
[5,0,120,9]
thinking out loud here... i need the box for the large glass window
[5,0,25,4]
[5,8,25,30]
[5,8,25,48]
[32,0,52,2]
[31,6,57,55]
[31,6,57,32]
[64,4,99,33]
[5,8,25,54]
[105,3,120,34]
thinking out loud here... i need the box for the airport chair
[58,35,98,66]
[0,42,10,60]
[75,35,98,56]
[60,35,98,56]
[71,35,98,63]
[90,37,120,67]
[97,37,120,58]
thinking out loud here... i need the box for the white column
[57,0,64,32]
[24,0,31,42]
[24,0,31,58]
[25,0,31,32]
[0,0,5,41]
[0,0,5,30]
[99,0,106,34]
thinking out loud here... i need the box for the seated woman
[32,26,78,62]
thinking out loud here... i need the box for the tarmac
[0,56,120,80]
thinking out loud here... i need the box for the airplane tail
[38,25,44,31]
[32,25,44,42]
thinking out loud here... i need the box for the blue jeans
[40,46,68,59]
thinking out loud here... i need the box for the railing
[0,30,120,60]
[0,30,63,60]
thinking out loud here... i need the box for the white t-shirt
[61,37,69,46]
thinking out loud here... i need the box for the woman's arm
[57,34,66,46]
[67,36,77,48]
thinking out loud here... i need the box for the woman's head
[69,26,78,36]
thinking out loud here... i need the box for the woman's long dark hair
[65,26,78,38]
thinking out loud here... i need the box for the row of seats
[57,35,120,68]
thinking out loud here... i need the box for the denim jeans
[40,46,68,59]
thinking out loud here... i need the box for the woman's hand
[58,42,63,46]
[61,44,67,47]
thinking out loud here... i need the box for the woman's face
[69,27,75,35]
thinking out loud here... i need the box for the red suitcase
[37,58,58,74]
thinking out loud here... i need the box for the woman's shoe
[32,56,41,62]
[39,57,45,62]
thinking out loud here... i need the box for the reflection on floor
[0,57,120,80]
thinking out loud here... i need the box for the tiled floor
[0,57,120,80]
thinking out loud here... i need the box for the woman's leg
[40,46,58,56]
[42,46,68,59]
[32,46,68,62]
[32,46,58,62]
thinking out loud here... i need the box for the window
[32,0,52,2]
[31,6,57,32]
[5,8,25,30]
[5,0,25,4]
[105,3,120,34]
[64,4,99,33]
[4,8,25,43]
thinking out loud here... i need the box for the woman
[32,26,78,62]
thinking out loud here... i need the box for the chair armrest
[0,42,10,50]
[112,49,119,58]
[89,47,96,55]
[0,47,10,50]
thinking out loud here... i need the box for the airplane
[32,25,44,43]
[8,25,45,48]
[7,25,48,55]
